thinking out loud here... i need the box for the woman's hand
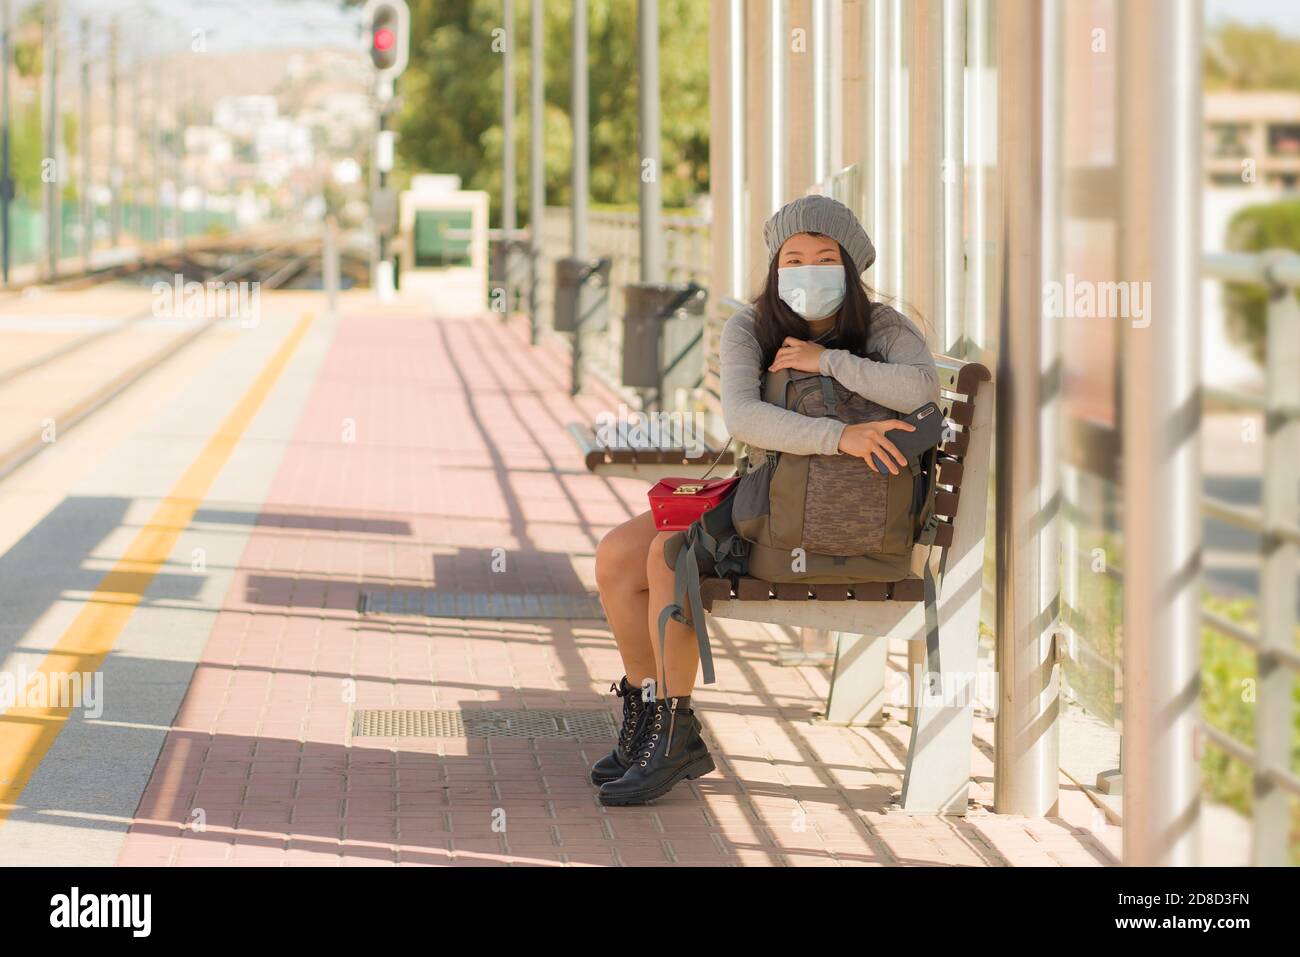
[769,336,825,374]
[837,420,915,475]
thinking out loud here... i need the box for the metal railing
[535,206,710,407]
[1200,249,1300,866]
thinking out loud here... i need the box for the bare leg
[646,530,700,698]
[594,511,659,687]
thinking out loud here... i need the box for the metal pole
[323,214,340,318]
[109,19,119,247]
[812,0,827,184]
[173,54,183,246]
[131,56,140,242]
[864,0,892,292]
[638,0,662,283]
[571,0,587,259]
[1,0,12,285]
[768,0,783,213]
[1118,0,1202,867]
[529,0,544,341]
[727,0,745,297]
[79,16,89,271]
[966,0,988,346]
[941,0,965,353]
[151,57,160,246]
[42,0,60,278]
[502,0,516,314]
[992,0,1059,818]
[1257,271,1300,865]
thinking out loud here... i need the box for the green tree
[1205,21,1300,91]
[1222,199,1300,365]
[358,0,709,226]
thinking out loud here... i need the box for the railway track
[0,242,310,390]
[0,238,333,481]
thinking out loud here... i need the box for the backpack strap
[658,527,716,690]
[655,520,749,694]
[818,377,838,418]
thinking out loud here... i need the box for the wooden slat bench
[700,354,993,814]
[567,298,736,481]
[566,422,734,482]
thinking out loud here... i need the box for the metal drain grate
[352,708,616,739]
[359,590,606,620]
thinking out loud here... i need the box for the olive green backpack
[658,359,940,689]
[730,362,939,584]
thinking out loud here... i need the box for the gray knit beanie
[763,194,875,275]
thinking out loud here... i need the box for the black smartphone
[868,402,947,474]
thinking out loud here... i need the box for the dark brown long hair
[750,234,898,369]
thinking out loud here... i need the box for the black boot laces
[637,699,678,767]
[614,682,647,755]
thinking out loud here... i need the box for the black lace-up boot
[590,677,651,786]
[598,696,714,806]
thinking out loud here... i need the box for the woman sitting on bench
[591,194,939,806]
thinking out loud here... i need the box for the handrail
[1202,250,1300,288]
[1197,247,1300,865]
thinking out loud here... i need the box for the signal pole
[363,0,410,302]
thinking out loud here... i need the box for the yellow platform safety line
[0,312,315,825]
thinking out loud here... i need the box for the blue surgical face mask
[777,265,846,320]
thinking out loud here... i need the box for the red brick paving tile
[118,311,1109,868]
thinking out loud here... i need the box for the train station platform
[0,290,1117,867]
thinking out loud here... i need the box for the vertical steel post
[152,58,161,246]
[941,0,965,353]
[863,0,895,293]
[1,0,11,285]
[1117,0,1202,866]
[727,0,745,296]
[638,0,663,283]
[992,0,1060,818]
[1257,270,1300,865]
[129,54,138,241]
[79,16,89,270]
[43,0,60,278]
[502,0,516,315]
[173,54,183,246]
[965,0,988,346]
[529,0,544,341]
[109,19,119,247]
[768,0,783,213]
[812,0,827,185]
[571,0,587,259]
[323,215,340,318]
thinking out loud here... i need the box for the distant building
[213,95,280,140]
[1205,91,1300,191]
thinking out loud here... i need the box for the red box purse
[646,440,739,531]
[647,475,741,531]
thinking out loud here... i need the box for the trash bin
[553,256,612,333]
[621,282,708,402]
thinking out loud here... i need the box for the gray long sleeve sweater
[719,304,940,456]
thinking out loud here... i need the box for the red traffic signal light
[363,0,409,79]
